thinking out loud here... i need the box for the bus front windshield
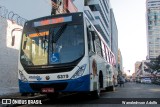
[20,24,84,66]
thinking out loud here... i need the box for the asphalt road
[1,82,160,107]
[101,82,160,98]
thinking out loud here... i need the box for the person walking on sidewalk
[119,76,125,87]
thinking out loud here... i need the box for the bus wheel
[106,86,115,92]
[47,93,59,100]
[30,93,35,96]
[91,81,101,99]
[21,93,28,96]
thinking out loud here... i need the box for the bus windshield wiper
[53,24,67,43]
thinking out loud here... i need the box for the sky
[0,0,51,20]
[0,0,147,75]
[110,0,147,75]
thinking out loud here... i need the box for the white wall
[0,17,22,88]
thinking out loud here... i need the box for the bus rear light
[19,70,28,82]
[71,64,87,79]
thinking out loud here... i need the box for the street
[101,82,160,98]
[0,0,160,107]
[6,82,158,107]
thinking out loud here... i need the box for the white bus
[18,12,116,99]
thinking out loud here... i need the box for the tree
[146,55,160,73]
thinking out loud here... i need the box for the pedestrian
[119,76,125,87]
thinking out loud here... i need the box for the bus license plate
[42,88,54,93]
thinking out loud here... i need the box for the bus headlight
[19,70,28,82]
[71,64,87,79]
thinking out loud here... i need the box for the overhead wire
[0,5,27,26]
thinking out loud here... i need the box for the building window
[89,5,98,11]
[149,31,153,35]
[148,26,152,30]
[149,21,152,25]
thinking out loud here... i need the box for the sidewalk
[0,87,19,98]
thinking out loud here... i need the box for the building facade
[85,0,111,47]
[135,61,141,73]
[146,0,160,59]
[118,49,123,74]
[69,0,111,48]
[136,60,151,78]
[110,8,118,71]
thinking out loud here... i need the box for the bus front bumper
[19,75,90,93]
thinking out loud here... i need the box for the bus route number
[57,74,69,79]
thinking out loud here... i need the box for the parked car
[141,78,152,84]
[156,79,160,85]
[153,78,160,85]
[136,78,141,83]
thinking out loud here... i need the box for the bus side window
[101,42,106,60]
[90,31,96,52]
[87,28,95,53]
[105,46,109,62]
[87,28,91,51]
[94,33,103,57]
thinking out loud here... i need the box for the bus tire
[106,86,115,91]
[91,81,101,99]
[111,86,115,91]
[21,93,28,96]
[91,90,100,99]
[31,93,35,96]
[47,93,59,100]
[99,71,103,88]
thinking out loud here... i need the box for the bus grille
[25,66,75,74]
[29,82,68,91]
